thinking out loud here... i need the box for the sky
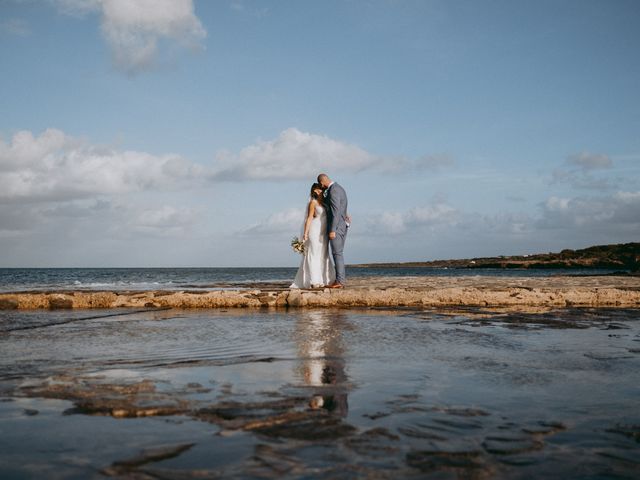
[0,0,639,267]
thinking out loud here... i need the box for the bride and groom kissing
[290,173,350,290]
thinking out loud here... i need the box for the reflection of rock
[102,443,194,477]
[406,449,492,476]
[606,424,640,442]
[20,373,360,443]
[195,395,357,440]
[344,427,401,456]
[482,435,544,455]
[521,421,566,435]
[250,411,357,440]
[21,376,189,418]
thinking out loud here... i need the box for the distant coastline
[350,242,640,272]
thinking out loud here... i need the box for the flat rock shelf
[1,275,640,309]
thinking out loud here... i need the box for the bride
[290,183,336,289]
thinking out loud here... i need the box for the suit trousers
[330,229,347,284]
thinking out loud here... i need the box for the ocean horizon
[0,266,627,293]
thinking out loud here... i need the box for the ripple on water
[1,308,640,478]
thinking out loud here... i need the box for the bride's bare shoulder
[306,198,318,215]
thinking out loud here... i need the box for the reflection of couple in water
[294,310,350,417]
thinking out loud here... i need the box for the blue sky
[0,0,639,267]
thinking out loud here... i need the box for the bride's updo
[310,182,324,200]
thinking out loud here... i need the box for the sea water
[0,266,625,292]
[1,307,639,478]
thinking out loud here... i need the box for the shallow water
[1,308,639,478]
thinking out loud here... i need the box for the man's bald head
[317,174,331,188]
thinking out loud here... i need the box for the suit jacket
[326,182,348,235]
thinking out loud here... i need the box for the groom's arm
[328,189,342,238]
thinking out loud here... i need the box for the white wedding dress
[290,204,336,289]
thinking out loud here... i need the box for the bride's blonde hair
[310,182,323,200]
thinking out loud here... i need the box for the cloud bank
[56,0,206,74]
[240,207,304,236]
[213,128,451,180]
[0,128,206,203]
[368,202,459,235]
[552,151,616,190]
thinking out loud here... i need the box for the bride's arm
[303,200,316,241]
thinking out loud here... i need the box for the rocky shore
[1,275,639,310]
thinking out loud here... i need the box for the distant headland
[351,243,640,272]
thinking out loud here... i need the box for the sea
[1,267,638,477]
[1,307,639,477]
[0,266,626,292]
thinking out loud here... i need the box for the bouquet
[291,236,305,255]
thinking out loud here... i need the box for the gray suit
[325,182,348,284]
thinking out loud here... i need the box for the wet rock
[251,412,357,440]
[432,417,485,430]
[23,408,39,416]
[22,377,190,418]
[440,407,491,417]
[246,443,305,477]
[180,383,212,395]
[65,399,186,418]
[584,352,635,361]
[0,298,18,310]
[363,411,390,420]
[287,290,306,307]
[360,427,400,441]
[3,274,640,309]
[48,297,73,309]
[606,424,640,442]
[406,449,491,475]
[601,322,630,330]
[398,424,447,441]
[344,427,401,456]
[482,435,544,455]
[521,421,566,435]
[102,443,194,476]
[196,397,308,423]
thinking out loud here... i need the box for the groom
[318,173,348,289]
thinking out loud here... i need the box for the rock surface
[1,275,639,309]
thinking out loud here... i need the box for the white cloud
[544,196,570,212]
[124,204,201,237]
[239,207,304,236]
[368,202,459,235]
[0,128,207,203]
[0,199,201,251]
[213,128,452,181]
[213,128,379,181]
[538,191,640,231]
[55,0,206,74]
[552,151,616,190]
[566,152,612,171]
